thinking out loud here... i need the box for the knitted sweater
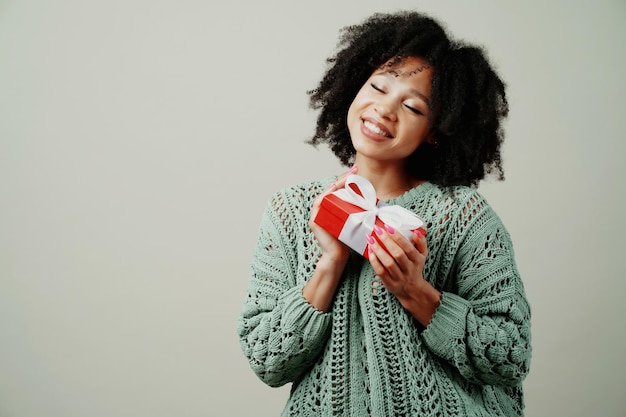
[238,177,532,416]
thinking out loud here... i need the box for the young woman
[238,11,531,416]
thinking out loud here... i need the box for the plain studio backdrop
[1,0,624,416]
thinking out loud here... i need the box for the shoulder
[442,186,514,248]
[424,184,505,231]
[421,183,490,212]
[451,186,491,215]
[435,183,483,201]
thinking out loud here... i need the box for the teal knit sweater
[238,178,532,416]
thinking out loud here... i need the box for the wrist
[302,252,349,312]
[316,251,349,274]
[398,279,441,327]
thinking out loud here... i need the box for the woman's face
[347,56,434,165]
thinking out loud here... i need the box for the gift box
[313,175,426,257]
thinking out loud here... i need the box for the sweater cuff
[421,291,469,361]
[280,285,333,342]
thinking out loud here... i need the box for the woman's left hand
[367,225,441,327]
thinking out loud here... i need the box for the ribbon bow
[333,175,425,254]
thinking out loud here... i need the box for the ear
[425,130,437,146]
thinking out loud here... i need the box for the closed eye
[404,104,424,115]
[370,83,384,93]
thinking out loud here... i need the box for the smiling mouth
[363,120,392,138]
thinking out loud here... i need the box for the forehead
[377,56,432,78]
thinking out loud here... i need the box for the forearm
[302,254,347,312]
[238,284,333,387]
[421,290,531,386]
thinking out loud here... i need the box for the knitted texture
[238,177,532,416]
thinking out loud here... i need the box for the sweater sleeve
[421,200,532,387]
[237,192,333,387]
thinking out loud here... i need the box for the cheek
[403,126,431,151]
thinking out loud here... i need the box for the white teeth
[364,120,390,137]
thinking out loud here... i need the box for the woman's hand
[367,225,441,327]
[303,165,357,312]
[308,164,358,264]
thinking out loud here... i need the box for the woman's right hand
[303,165,357,311]
[308,164,358,265]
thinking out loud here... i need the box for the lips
[362,119,393,139]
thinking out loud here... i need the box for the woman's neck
[354,160,423,200]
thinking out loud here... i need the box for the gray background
[1,0,624,416]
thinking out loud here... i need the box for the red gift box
[313,175,425,257]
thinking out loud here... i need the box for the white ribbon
[332,175,425,255]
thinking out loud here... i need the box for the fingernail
[367,246,374,256]
[349,164,358,173]
[374,225,383,236]
[413,228,424,238]
[384,224,395,234]
[326,182,336,190]
[366,234,375,245]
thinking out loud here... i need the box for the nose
[374,97,397,122]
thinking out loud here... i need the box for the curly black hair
[307,11,508,187]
